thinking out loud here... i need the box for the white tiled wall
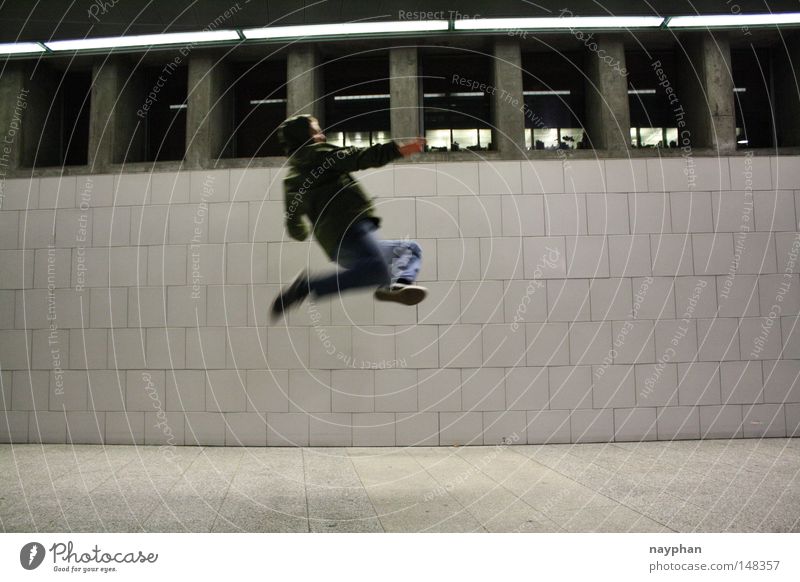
[2,156,800,445]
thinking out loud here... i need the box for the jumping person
[270,115,427,321]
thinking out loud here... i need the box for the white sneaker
[374,283,427,306]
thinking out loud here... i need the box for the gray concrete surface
[492,39,526,157]
[390,47,421,142]
[1,439,798,532]
[679,31,737,153]
[584,34,631,153]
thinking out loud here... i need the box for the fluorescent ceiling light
[0,42,45,55]
[626,88,745,95]
[45,30,239,52]
[423,91,488,98]
[667,13,800,28]
[333,94,390,101]
[242,20,449,40]
[455,16,664,31]
[169,104,187,110]
[524,90,571,96]
[250,98,287,105]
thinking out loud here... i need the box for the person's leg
[271,224,425,319]
[306,221,391,298]
[374,239,427,305]
[379,239,423,285]
[270,222,390,320]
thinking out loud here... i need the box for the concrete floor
[1,439,798,533]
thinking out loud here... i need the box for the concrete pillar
[678,31,736,152]
[584,35,631,153]
[775,34,800,147]
[186,53,233,168]
[390,47,421,141]
[492,39,526,156]
[0,64,29,174]
[88,57,144,169]
[286,45,323,123]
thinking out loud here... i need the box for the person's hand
[397,137,425,157]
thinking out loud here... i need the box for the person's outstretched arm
[330,138,425,173]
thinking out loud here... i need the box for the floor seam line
[300,448,311,532]
[345,449,385,533]
[451,447,564,531]
[209,449,247,532]
[403,448,489,533]
[139,447,206,527]
[507,446,680,531]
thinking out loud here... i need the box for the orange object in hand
[397,138,425,157]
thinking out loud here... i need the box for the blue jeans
[309,220,422,298]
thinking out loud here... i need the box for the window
[626,51,679,149]
[325,131,391,148]
[422,50,493,151]
[323,53,390,146]
[630,127,679,148]
[732,48,775,148]
[141,65,188,162]
[521,52,588,150]
[229,60,286,158]
[24,66,91,167]
[424,128,491,151]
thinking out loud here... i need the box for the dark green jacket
[283,141,402,259]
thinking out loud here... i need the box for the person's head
[278,115,325,155]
